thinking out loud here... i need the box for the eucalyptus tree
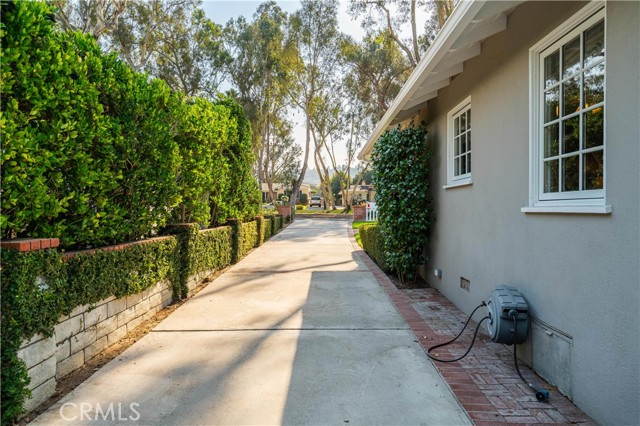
[348,0,455,67]
[107,0,199,73]
[225,2,290,178]
[284,0,341,213]
[151,8,230,97]
[341,93,373,203]
[52,0,128,39]
[262,111,302,203]
[310,86,346,209]
[341,31,411,120]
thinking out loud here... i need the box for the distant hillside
[304,167,359,185]
[303,168,321,185]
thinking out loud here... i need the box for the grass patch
[296,208,347,214]
[352,221,373,248]
[352,221,370,230]
[354,232,363,247]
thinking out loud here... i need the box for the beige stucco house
[348,183,376,205]
[358,1,639,424]
[261,182,311,204]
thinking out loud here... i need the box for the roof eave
[357,0,499,161]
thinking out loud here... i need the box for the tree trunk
[290,102,313,219]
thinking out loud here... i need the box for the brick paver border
[347,226,596,426]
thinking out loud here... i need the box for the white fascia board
[358,0,487,161]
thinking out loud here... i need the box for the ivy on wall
[371,125,433,283]
[0,239,178,426]
[1,214,289,424]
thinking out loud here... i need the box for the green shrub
[263,218,273,241]
[213,96,260,225]
[173,99,232,225]
[359,224,389,272]
[372,126,433,282]
[188,227,233,278]
[0,238,179,423]
[0,2,261,247]
[239,220,258,259]
[0,1,181,248]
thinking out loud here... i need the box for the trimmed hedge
[239,221,258,260]
[1,238,180,425]
[1,214,285,424]
[359,224,389,272]
[214,97,260,224]
[1,1,181,248]
[173,99,233,225]
[0,1,260,248]
[187,226,233,280]
[262,217,272,242]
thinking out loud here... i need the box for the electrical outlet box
[460,277,470,292]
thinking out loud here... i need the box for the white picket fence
[365,201,378,222]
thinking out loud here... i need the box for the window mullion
[579,32,585,191]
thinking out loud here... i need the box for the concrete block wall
[17,279,172,412]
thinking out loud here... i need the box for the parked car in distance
[310,196,322,207]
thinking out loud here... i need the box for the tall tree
[348,0,455,67]
[52,0,128,39]
[311,87,346,210]
[152,8,230,97]
[225,2,290,177]
[107,0,198,72]
[341,31,411,120]
[284,0,341,215]
[262,113,302,202]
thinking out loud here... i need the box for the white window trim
[445,96,472,189]
[523,2,611,214]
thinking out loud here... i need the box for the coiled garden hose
[426,302,490,363]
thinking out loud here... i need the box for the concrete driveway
[33,219,470,425]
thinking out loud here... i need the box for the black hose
[512,314,549,402]
[511,315,530,384]
[427,302,490,363]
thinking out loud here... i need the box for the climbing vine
[371,125,433,282]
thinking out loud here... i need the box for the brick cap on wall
[0,238,60,252]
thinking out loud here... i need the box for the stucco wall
[421,2,639,424]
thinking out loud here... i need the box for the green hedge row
[1,239,179,425]
[188,227,233,278]
[239,221,259,260]
[1,215,289,424]
[359,224,389,272]
[0,1,260,249]
[262,218,273,242]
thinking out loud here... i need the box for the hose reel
[427,285,549,402]
[485,285,529,344]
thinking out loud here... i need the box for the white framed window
[524,3,610,214]
[445,97,472,189]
